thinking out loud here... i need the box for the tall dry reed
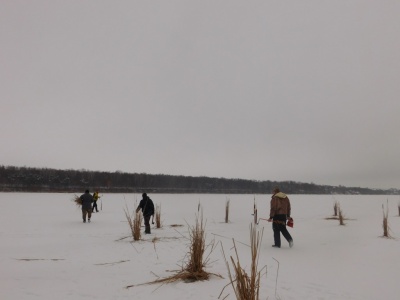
[382,200,391,238]
[333,201,339,216]
[225,198,230,223]
[124,205,142,241]
[184,211,210,281]
[338,204,345,226]
[221,224,264,300]
[155,204,161,228]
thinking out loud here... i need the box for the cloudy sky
[1,1,400,189]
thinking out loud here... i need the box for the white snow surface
[1,193,399,300]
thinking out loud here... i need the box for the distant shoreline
[1,165,398,195]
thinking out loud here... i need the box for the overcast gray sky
[1,1,400,189]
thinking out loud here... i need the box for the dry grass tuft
[126,211,220,288]
[155,204,162,228]
[124,205,142,241]
[220,224,264,300]
[73,195,82,206]
[225,198,230,223]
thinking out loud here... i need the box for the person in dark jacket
[136,193,154,234]
[268,187,293,248]
[80,189,94,223]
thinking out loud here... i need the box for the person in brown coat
[268,187,293,248]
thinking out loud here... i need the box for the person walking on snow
[80,189,94,223]
[92,190,100,212]
[136,193,154,234]
[268,187,293,248]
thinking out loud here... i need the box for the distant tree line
[0,165,398,195]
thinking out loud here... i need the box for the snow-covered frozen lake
[1,192,399,299]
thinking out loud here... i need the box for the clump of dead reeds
[126,211,220,288]
[220,224,265,300]
[155,204,162,228]
[124,205,142,241]
[382,200,391,238]
[225,198,230,223]
[73,195,82,206]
